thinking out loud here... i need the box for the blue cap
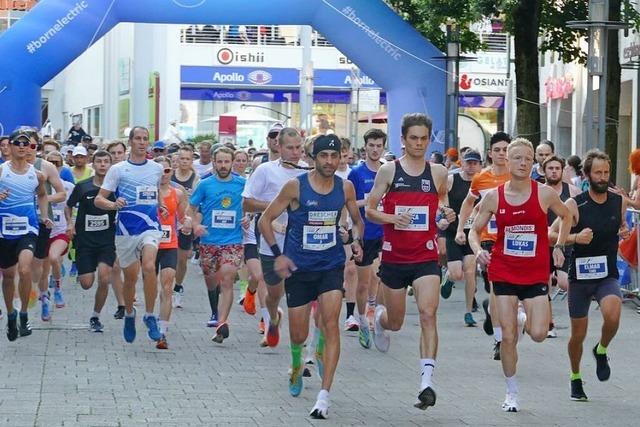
[153,140,166,150]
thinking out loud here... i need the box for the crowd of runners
[0,113,631,419]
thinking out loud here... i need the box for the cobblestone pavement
[0,266,638,426]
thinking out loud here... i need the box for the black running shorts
[568,277,621,318]
[355,238,382,267]
[34,223,52,259]
[378,261,441,290]
[285,266,344,308]
[0,234,37,269]
[493,282,549,301]
[156,248,178,273]
[76,245,116,276]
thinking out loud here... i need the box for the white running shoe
[501,393,519,412]
[172,289,184,308]
[373,305,390,353]
[344,315,359,331]
[517,304,527,338]
[309,395,329,419]
[547,327,557,338]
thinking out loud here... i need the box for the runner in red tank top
[365,113,455,411]
[469,138,571,413]
[155,157,191,350]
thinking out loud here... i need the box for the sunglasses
[268,132,279,139]
[163,168,172,174]
[154,148,165,152]
[11,140,37,149]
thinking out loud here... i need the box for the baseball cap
[72,146,88,156]
[268,123,284,135]
[153,140,166,150]
[463,150,482,162]
[313,134,342,156]
[61,145,74,154]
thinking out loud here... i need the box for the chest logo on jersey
[305,199,319,207]
[394,182,411,189]
[221,197,232,209]
[499,209,506,214]
[421,179,431,192]
[308,211,337,226]
[512,210,525,215]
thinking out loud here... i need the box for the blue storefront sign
[181,66,380,89]
[180,88,387,105]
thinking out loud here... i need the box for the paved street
[0,265,639,426]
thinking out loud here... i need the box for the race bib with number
[503,231,537,257]
[302,225,336,251]
[211,210,236,229]
[2,216,29,236]
[136,186,158,205]
[394,206,428,231]
[576,256,608,280]
[52,209,64,225]
[487,215,498,234]
[160,225,172,243]
[85,214,109,232]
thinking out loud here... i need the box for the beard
[545,177,561,186]
[217,169,231,179]
[589,180,609,194]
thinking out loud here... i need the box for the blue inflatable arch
[0,0,445,153]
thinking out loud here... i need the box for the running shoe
[501,393,519,412]
[243,289,256,315]
[570,378,588,401]
[258,318,265,334]
[289,365,304,397]
[266,307,283,347]
[48,275,55,289]
[143,315,162,341]
[482,299,493,336]
[464,312,476,327]
[493,340,501,361]
[517,305,527,338]
[41,295,51,322]
[156,334,168,350]
[259,337,269,347]
[113,306,125,320]
[407,286,414,296]
[344,315,359,332]
[440,278,454,299]
[6,311,18,341]
[315,351,324,380]
[124,311,136,343]
[414,386,436,410]
[593,344,611,381]
[373,305,390,353]
[69,262,77,277]
[28,288,38,309]
[19,314,32,337]
[547,327,558,338]
[172,289,183,308]
[206,313,219,328]
[89,317,104,333]
[309,394,329,419]
[212,323,229,344]
[53,289,65,308]
[60,263,66,278]
[190,257,199,265]
[303,367,311,378]
[358,325,372,349]
[366,305,375,331]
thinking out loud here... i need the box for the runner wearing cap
[152,141,167,159]
[71,145,94,182]
[365,114,456,410]
[259,134,364,418]
[440,149,482,326]
[0,129,51,340]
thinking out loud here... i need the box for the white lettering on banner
[302,225,336,251]
[2,216,29,236]
[212,72,245,84]
[576,256,608,280]
[340,6,402,61]
[344,75,376,86]
[85,214,109,232]
[26,1,89,54]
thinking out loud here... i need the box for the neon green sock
[596,343,607,355]
[570,372,581,381]
[291,343,302,369]
[316,330,325,356]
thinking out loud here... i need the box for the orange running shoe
[243,289,256,315]
[28,288,38,309]
[266,307,283,347]
[156,334,168,350]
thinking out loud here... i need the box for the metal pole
[299,26,313,134]
[597,29,609,152]
[586,74,594,149]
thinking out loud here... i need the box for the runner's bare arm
[432,164,456,224]
[619,196,630,239]
[243,197,270,213]
[344,180,364,262]
[43,160,67,204]
[258,179,299,249]
[365,161,403,225]
[455,192,478,244]
[542,185,570,246]
[35,174,51,226]
[95,188,125,210]
[468,190,497,256]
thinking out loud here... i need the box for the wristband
[270,244,282,257]
[344,229,354,245]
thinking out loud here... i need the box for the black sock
[117,305,124,310]
[346,302,355,319]
[208,288,219,316]
[174,284,183,293]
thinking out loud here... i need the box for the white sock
[359,313,368,327]
[505,375,518,395]
[318,389,330,402]
[91,311,100,319]
[145,312,154,319]
[159,320,169,334]
[420,358,435,389]
[260,307,270,326]
[494,326,502,342]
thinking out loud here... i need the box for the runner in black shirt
[65,150,117,332]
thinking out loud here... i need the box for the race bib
[464,217,474,230]
[2,216,29,236]
[85,214,109,232]
[364,193,384,211]
[136,186,157,205]
[160,225,172,243]
[576,256,608,280]
[394,206,428,231]
[308,210,337,225]
[212,210,236,229]
[487,215,498,234]
[503,232,537,257]
[52,209,64,225]
[303,225,336,251]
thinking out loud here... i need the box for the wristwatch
[553,244,565,251]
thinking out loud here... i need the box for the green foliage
[189,134,217,144]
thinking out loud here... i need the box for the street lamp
[567,0,629,151]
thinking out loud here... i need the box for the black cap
[313,134,342,156]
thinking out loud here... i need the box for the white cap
[72,146,88,157]
[61,145,74,154]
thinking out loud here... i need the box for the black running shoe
[414,386,436,410]
[19,315,32,337]
[570,378,588,401]
[303,367,312,378]
[6,314,18,342]
[212,323,229,344]
[592,344,611,381]
[440,279,454,299]
[493,341,501,361]
[482,299,493,336]
[472,297,479,312]
[113,306,125,320]
[89,317,104,333]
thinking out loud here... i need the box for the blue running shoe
[41,295,51,321]
[69,262,77,277]
[53,289,65,308]
[48,275,55,289]
[123,312,136,343]
[359,325,372,349]
[315,351,324,380]
[289,366,304,397]
[144,314,162,341]
[206,314,219,328]
[60,263,66,278]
